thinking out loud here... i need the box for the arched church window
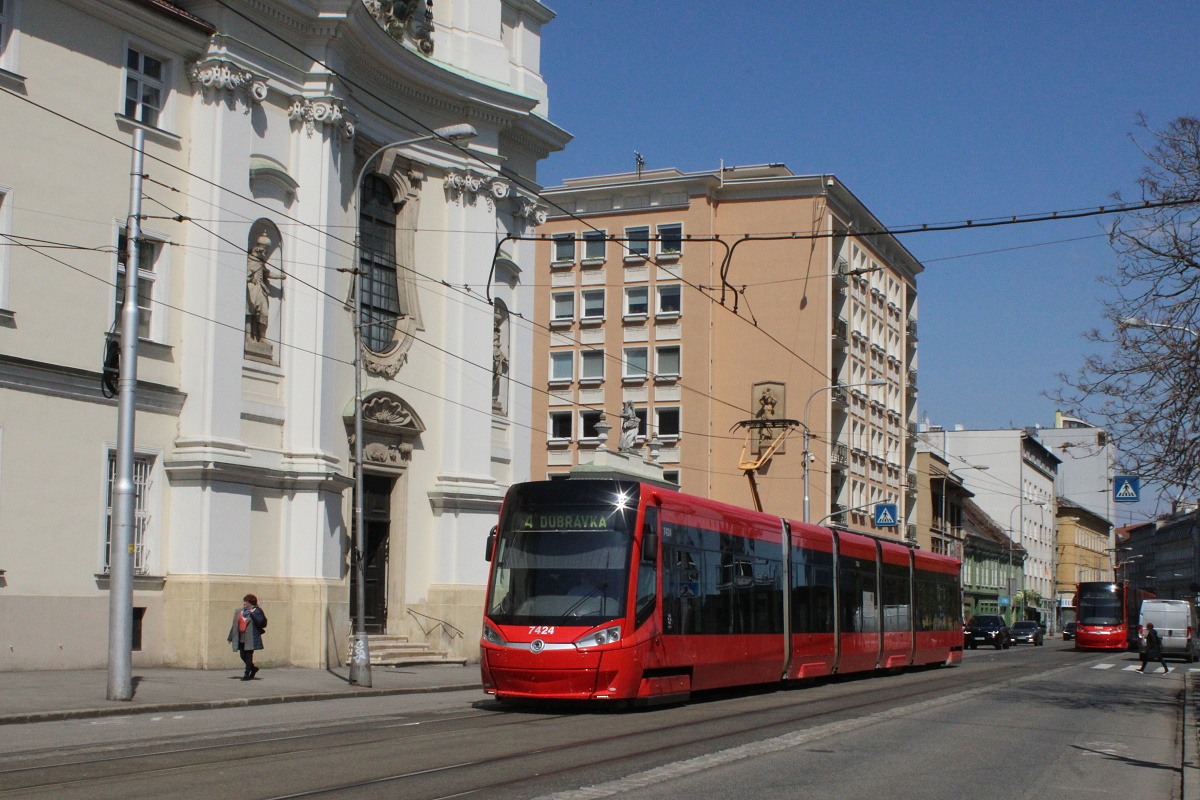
[360,175,402,353]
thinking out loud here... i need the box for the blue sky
[536,2,1200,520]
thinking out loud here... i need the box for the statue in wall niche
[246,232,273,342]
[491,304,510,414]
[619,400,639,452]
[756,386,779,445]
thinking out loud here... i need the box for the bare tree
[1056,115,1200,504]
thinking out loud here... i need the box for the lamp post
[1120,317,1200,339]
[1007,500,1046,624]
[349,123,477,687]
[802,378,887,523]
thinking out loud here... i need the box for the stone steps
[354,634,468,667]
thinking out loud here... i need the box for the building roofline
[543,164,925,278]
[131,0,216,34]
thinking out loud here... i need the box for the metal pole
[108,127,145,701]
[802,426,811,523]
[349,209,372,688]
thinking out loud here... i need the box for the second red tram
[480,479,962,704]
[1074,581,1153,651]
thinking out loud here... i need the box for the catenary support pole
[108,127,145,701]
[349,230,372,687]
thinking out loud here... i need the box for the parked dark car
[1010,620,1044,646]
[965,615,1011,650]
[1062,622,1077,641]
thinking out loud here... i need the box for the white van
[1139,599,1200,662]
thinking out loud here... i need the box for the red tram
[1074,581,1152,651]
[480,479,962,704]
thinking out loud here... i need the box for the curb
[1186,671,1199,800]
[0,682,482,726]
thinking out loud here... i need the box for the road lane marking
[529,665,1081,800]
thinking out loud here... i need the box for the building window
[625,286,649,318]
[359,175,403,353]
[549,411,572,441]
[582,230,606,261]
[0,0,14,71]
[662,470,680,485]
[580,349,605,382]
[656,284,681,316]
[549,350,573,383]
[625,226,650,257]
[655,345,680,378]
[551,291,575,324]
[581,289,605,322]
[124,46,165,127]
[657,223,682,256]
[553,233,575,263]
[580,410,602,440]
[656,407,680,439]
[104,450,155,575]
[114,227,161,340]
[634,408,648,439]
[623,347,648,380]
[0,187,10,311]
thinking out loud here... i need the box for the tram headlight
[482,623,507,646]
[574,625,621,648]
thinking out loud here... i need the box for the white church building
[0,0,567,670]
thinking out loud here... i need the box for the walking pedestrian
[227,593,267,680]
[1138,622,1169,674]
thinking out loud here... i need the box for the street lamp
[802,378,887,523]
[349,123,477,687]
[1120,317,1200,339]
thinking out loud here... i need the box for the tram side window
[881,561,911,632]
[751,555,784,634]
[635,506,659,628]
[664,547,702,634]
[839,557,880,633]
[790,546,835,634]
[915,570,959,632]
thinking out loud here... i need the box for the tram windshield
[1077,584,1122,626]
[487,481,638,627]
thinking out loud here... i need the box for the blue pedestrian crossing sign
[874,503,899,527]
[1114,476,1141,503]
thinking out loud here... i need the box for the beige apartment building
[530,165,922,534]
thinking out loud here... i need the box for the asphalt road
[0,641,1187,800]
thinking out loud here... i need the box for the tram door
[350,474,394,634]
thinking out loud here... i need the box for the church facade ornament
[363,0,435,56]
[288,95,356,139]
[188,59,268,108]
[345,392,425,476]
[445,172,513,208]
[513,195,548,227]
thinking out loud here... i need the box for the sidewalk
[0,663,482,725]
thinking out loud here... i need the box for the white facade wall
[926,429,1059,618]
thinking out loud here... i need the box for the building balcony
[832,317,849,349]
[830,443,850,470]
[830,384,850,409]
[906,316,918,339]
[833,256,849,284]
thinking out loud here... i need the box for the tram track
[0,655,1054,799]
